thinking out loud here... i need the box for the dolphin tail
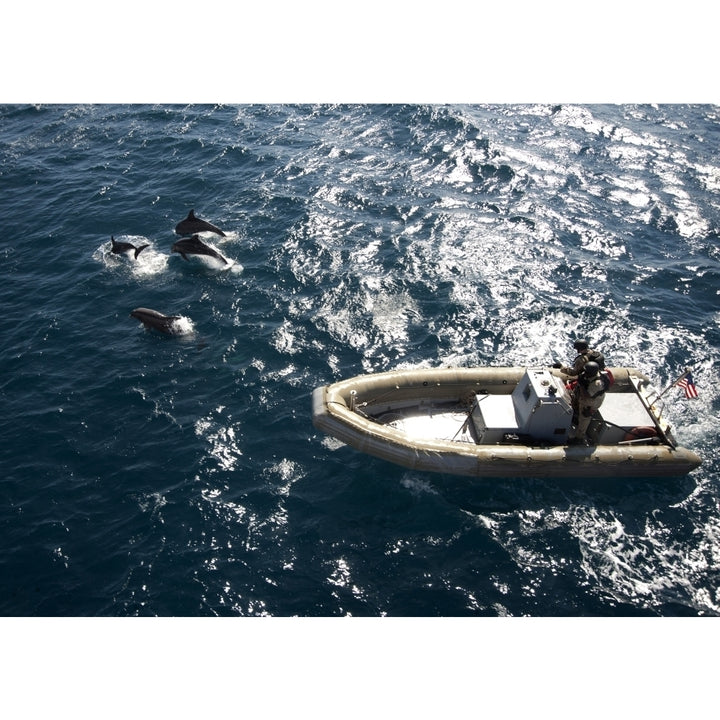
[134,244,150,259]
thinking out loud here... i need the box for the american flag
[677,372,699,399]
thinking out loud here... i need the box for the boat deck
[375,405,476,444]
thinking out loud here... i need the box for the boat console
[471,367,573,444]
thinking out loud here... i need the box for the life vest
[576,370,612,398]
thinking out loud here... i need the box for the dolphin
[174,209,226,237]
[111,235,149,259]
[171,234,230,265]
[130,307,183,334]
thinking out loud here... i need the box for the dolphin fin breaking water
[174,209,226,237]
[111,236,149,259]
[130,307,183,334]
[171,234,230,265]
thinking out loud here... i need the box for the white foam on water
[569,505,720,615]
[169,315,195,336]
[94,237,169,277]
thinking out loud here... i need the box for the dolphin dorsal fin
[188,210,196,220]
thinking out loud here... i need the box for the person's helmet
[583,361,600,378]
[573,339,589,351]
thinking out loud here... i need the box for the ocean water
[1,104,719,622]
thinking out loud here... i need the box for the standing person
[569,361,610,445]
[554,338,605,378]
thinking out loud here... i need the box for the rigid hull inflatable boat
[312,366,701,478]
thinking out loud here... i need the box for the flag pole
[658,367,692,400]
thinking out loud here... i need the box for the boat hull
[312,366,701,478]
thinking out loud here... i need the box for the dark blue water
[1,104,719,617]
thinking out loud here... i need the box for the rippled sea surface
[1,104,719,622]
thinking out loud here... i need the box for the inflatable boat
[311,366,701,478]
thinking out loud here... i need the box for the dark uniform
[569,361,610,444]
[557,339,605,378]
